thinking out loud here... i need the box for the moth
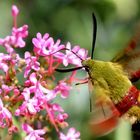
[56,13,140,136]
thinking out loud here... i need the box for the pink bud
[12,5,19,17]
[14,88,20,96]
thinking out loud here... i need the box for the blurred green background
[1,0,140,140]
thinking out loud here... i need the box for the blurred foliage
[1,0,140,140]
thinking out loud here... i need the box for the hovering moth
[56,13,140,136]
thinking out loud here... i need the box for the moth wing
[88,80,120,136]
[111,23,140,81]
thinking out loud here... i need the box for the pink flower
[26,73,56,102]
[55,81,71,98]
[0,53,10,72]
[8,125,18,134]
[11,25,28,48]
[0,25,28,53]
[52,103,64,112]
[0,4,84,140]
[22,123,45,140]
[15,72,58,116]
[46,103,68,126]
[0,53,19,72]
[27,73,53,95]
[60,128,80,140]
[32,33,65,56]
[0,36,14,53]
[0,5,28,53]
[43,103,68,133]
[1,84,13,96]
[65,42,88,66]
[0,98,12,128]
[22,88,39,113]
[15,88,40,116]
[56,113,68,123]
[54,42,88,66]
[0,53,20,75]
[24,52,40,78]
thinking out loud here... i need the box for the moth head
[82,59,94,72]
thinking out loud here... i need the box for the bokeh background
[1,0,140,140]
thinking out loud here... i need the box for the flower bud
[12,5,19,17]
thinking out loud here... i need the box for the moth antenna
[50,47,83,62]
[70,50,83,61]
[91,12,97,59]
[49,47,68,55]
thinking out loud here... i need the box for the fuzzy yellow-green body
[82,59,140,121]
[82,59,132,103]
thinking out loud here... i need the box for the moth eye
[85,66,90,71]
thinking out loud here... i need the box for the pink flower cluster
[0,5,88,140]
[0,5,28,54]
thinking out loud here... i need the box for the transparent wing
[88,79,120,136]
[112,23,140,81]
